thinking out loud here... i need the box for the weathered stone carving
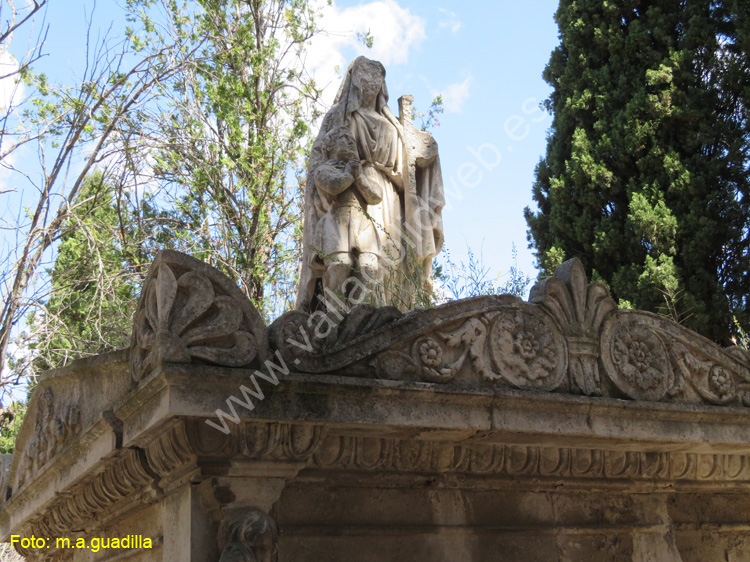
[130,250,268,382]
[297,56,444,311]
[601,317,674,401]
[0,454,11,501]
[208,420,323,462]
[394,308,567,390]
[16,388,80,487]
[408,318,487,383]
[144,420,326,468]
[600,310,750,405]
[311,433,750,483]
[144,420,196,477]
[530,258,617,395]
[242,422,325,462]
[309,126,383,307]
[120,241,750,409]
[12,447,154,558]
[274,293,569,391]
[487,307,566,390]
[271,257,750,408]
[218,508,278,562]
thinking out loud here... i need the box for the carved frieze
[272,293,570,392]
[601,310,750,405]
[180,419,325,463]
[264,257,750,408]
[144,421,196,477]
[13,448,154,558]
[15,388,80,488]
[119,247,750,408]
[130,250,269,382]
[311,433,750,483]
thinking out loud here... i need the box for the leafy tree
[22,173,166,374]
[0,1,192,381]
[126,0,322,319]
[2,0,325,388]
[526,1,750,343]
[0,402,26,454]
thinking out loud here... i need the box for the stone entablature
[3,251,750,560]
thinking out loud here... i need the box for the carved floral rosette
[130,250,269,382]
[601,310,750,405]
[271,293,569,392]
[269,257,750,407]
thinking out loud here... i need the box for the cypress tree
[526,0,750,343]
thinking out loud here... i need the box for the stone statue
[312,126,383,304]
[297,56,444,311]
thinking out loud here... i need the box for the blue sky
[3,0,561,290]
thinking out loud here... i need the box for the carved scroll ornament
[601,310,750,405]
[270,257,750,408]
[122,247,750,409]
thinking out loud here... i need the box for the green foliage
[2,0,328,391]
[412,95,444,132]
[356,28,374,48]
[0,403,27,454]
[732,316,750,350]
[0,0,200,384]
[128,0,322,320]
[436,243,532,301]
[24,173,164,375]
[526,1,750,343]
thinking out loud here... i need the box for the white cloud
[0,50,26,191]
[436,76,471,113]
[438,8,461,34]
[0,50,24,115]
[306,0,427,107]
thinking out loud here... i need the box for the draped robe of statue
[296,56,444,311]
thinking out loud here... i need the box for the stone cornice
[142,366,750,454]
[4,399,750,553]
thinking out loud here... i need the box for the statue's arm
[381,105,404,139]
[315,163,354,196]
[350,159,382,205]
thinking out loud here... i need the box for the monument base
[3,253,750,561]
